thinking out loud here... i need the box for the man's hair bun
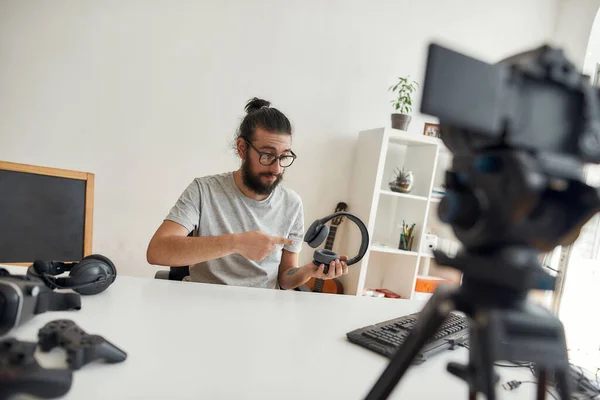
[235,97,292,142]
[245,97,271,113]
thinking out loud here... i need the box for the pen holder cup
[398,233,414,251]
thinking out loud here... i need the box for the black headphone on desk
[26,254,117,296]
[303,211,369,269]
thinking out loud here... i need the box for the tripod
[364,245,572,400]
[369,41,600,400]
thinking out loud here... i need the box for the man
[146,97,348,290]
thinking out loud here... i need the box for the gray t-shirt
[164,171,304,289]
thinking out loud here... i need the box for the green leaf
[390,76,419,111]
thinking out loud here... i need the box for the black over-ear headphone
[26,254,117,296]
[303,212,369,272]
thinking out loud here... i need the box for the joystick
[0,338,73,400]
[38,319,127,370]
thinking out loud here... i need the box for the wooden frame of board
[0,160,95,267]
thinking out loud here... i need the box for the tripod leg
[537,370,547,400]
[479,320,496,400]
[449,318,496,400]
[364,285,458,400]
[553,368,572,400]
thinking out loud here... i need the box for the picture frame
[423,123,441,138]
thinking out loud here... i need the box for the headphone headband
[304,211,370,269]
[33,260,76,277]
[315,211,369,266]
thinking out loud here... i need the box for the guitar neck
[310,207,346,294]
[324,225,338,251]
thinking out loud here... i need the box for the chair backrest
[169,230,195,280]
[169,265,190,281]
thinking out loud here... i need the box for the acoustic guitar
[304,202,347,294]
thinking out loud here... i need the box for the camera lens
[439,190,480,229]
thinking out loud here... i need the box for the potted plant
[389,166,414,193]
[389,76,418,131]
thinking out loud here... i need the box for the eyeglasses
[244,139,297,167]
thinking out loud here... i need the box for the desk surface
[1,265,538,399]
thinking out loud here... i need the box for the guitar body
[305,275,343,294]
[305,202,347,295]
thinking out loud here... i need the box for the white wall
[553,0,600,72]
[0,0,561,278]
[582,3,600,78]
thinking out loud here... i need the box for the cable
[545,388,559,400]
[494,360,535,370]
[543,264,559,273]
[494,363,530,368]
[457,342,600,398]
[501,380,558,400]
[569,364,600,398]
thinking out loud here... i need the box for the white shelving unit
[339,127,461,299]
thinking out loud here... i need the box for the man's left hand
[305,255,349,280]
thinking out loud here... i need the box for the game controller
[0,338,73,400]
[38,319,127,370]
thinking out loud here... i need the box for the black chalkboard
[0,169,86,263]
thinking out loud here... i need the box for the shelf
[345,127,452,298]
[370,244,419,257]
[379,189,428,201]
[388,129,440,147]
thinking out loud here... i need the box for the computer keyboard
[346,312,469,364]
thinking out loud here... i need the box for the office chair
[154,265,189,280]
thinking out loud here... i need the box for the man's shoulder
[191,172,232,187]
[276,184,303,208]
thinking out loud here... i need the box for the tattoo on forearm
[286,268,299,276]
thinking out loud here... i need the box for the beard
[241,159,283,196]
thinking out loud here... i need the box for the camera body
[0,268,81,337]
[420,44,600,253]
[0,275,42,336]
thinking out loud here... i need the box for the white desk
[1,265,539,399]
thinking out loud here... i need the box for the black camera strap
[35,285,81,314]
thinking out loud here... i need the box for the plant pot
[391,113,411,131]
[389,180,413,194]
[388,169,414,193]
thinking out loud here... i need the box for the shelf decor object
[389,167,414,193]
[398,221,416,251]
[423,122,441,138]
[389,76,418,131]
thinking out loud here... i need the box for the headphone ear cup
[27,261,56,288]
[70,254,116,295]
[303,220,320,245]
[82,254,117,279]
[314,249,339,266]
[308,225,329,248]
[27,263,41,280]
